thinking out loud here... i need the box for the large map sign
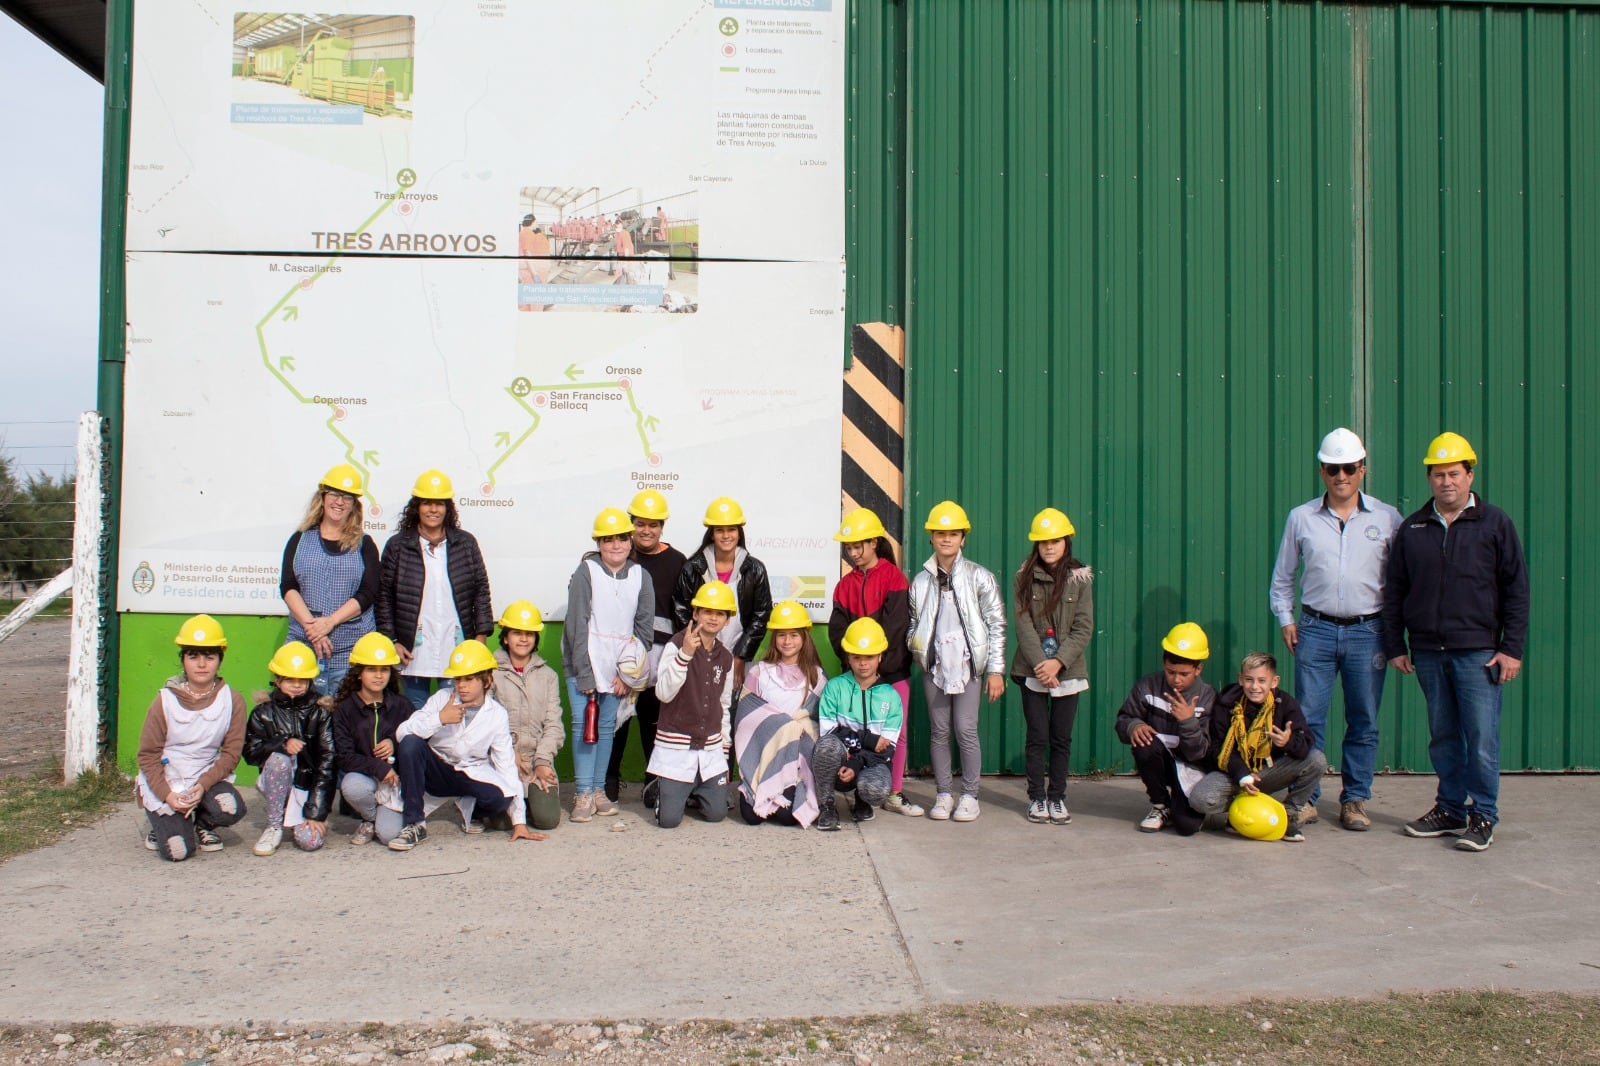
[118,1,846,619]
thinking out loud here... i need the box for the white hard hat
[1317,428,1366,464]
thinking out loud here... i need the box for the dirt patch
[0,617,69,779]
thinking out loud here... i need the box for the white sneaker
[928,793,954,821]
[884,792,925,817]
[253,827,282,856]
[1139,804,1171,832]
[1026,799,1050,823]
[1048,799,1072,824]
[952,795,981,822]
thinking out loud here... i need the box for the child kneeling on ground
[390,639,544,851]
[813,617,903,831]
[1189,651,1326,843]
[1115,622,1219,835]
[243,641,336,856]
[649,581,738,828]
[136,615,249,861]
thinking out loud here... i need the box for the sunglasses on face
[1322,463,1361,476]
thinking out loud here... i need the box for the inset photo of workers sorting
[516,186,700,314]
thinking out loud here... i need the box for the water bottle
[583,693,599,745]
[1041,627,1060,658]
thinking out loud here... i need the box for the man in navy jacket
[1382,432,1528,852]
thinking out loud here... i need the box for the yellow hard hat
[411,468,453,500]
[924,500,971,532]
[767,599,812,630]
[690,580,737,613]
[627,488,671,521]
[1423,431,1478,466]
[443,639,498,678]
[497,599,545,632]
[1161,622,1210,661]
[1028,507,1076,541]
[842,616,889,656]
[348,631,399,667]
[833,507,887,543]
[319,463,363,495]
[591,506,633,539]
[1228,792,1289,841]
[174,614,227,648]
[703,496,747,527]
[266,641,320,679]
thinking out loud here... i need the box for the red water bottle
[583,693,599,744]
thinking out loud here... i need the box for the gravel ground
[0,1014,1212,1066]
[0,618,69,779]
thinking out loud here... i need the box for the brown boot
[1340,799,1371,831]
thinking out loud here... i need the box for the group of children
[137,487,1318,860]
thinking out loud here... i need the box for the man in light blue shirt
[1270,428,1403,831]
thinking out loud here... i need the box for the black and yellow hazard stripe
[842,323,906,563]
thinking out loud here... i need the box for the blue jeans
[1412,649,1502,824]
[1293,614,1387,804]
[402,675,448,710]
[567,678,621,794]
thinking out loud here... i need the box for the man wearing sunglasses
[1270,429,1403,832]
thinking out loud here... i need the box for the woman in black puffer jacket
[670,496,774,695]
[376,469,493,709]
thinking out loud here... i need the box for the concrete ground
[1,773,1596,1024]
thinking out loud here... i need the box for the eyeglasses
[1321,463,1361,477]
[324,490,358,503]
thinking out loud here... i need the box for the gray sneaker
[195,825,224,852]
[387,822,427,852]
[1454,812,1495,851]
[1048,799,1071,825]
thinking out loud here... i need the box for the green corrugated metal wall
[847,0,1599,774]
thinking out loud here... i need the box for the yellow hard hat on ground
[411,469,453,499]
[497,600,545,632]
[1423,431,1478,466]
[443,639,497,677]
[767,599,812,630]
[703,496,747,527]
[628,489,671,521]
[834,507,888,543]
[349,631,399,667]
[690,580,737,613]
[925,500,971,532]
[319,463,363,495]
[175,614,227,648]
[1161,622,1210,660]
[1229,792,1289,841]
[1028,507,1076,541]
[592,506,633,539]
[842,617,889,656]
[267,641,320,679]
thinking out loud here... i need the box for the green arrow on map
[363,450,380,466]
[494,431,510,447]
[278,356,296,372]
[281,306,299,321]
[644,415,660,432]
[564,363,583,381]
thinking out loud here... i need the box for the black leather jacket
[376,526,494,652]
[242,690,336,821]
[671,546,774,661]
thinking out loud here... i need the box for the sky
[0,13,102,480]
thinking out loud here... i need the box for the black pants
[146,780,246,862]
[606,686,662,796]
[1018,685,1079,802]
[397,735,514,826]
[1130,741,1206,836]
[738,787,801,826]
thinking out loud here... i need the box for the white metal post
[65,411,104,782]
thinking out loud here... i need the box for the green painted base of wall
[117,614,844,789]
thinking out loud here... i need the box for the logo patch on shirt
[712,666,724,684]
[1364,523,1385,541]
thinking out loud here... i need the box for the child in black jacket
[243,642,337,856]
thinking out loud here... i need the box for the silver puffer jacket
[908,551,1008,677]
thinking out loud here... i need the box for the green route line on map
[486,378,659,488]
[253,184,403,500]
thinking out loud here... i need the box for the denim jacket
[908,550,1007,678]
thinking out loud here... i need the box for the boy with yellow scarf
[1190,652,1326,842]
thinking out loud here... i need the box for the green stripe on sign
[789,576,826,599]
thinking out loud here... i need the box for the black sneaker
[853,796,875,823]
[1454,812,1495,851]
[387,822,428,852]
[144,830,158,851]
[1404,804,1469,838]
[641,777,660,808]
[195,825,224,852]
[604,776,620,803]
[816,801,840,832]
[1282,808,1306,843]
